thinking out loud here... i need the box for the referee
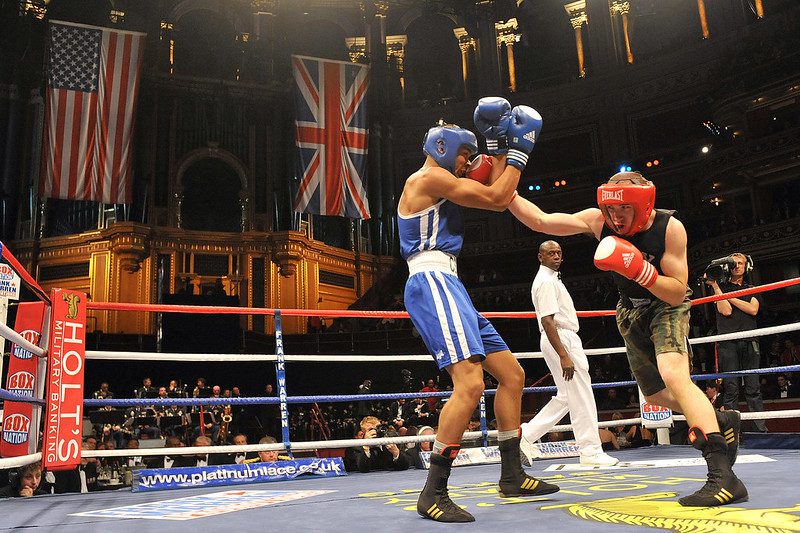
[520,240,618,467]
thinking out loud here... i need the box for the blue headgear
[422,125,478,173]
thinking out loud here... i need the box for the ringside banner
[43,289,86,471]
[132,457,346,492]
[419,441,580,469]
[638,386,674,429]
[0,302,47,457]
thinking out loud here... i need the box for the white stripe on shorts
[424,271,458,365]
[434,271,471,362]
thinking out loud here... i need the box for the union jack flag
[39,20,146,204]
[292,55,371,219]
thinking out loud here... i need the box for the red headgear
[597,175,656,236]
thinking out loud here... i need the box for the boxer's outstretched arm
[508,195,597,236]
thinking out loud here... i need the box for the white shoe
[519,435,540,467]
[579,453,619,467]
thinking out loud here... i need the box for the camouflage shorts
[615,294,692,397]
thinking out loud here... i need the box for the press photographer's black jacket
[351,445,410,473]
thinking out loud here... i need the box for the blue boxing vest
[398,199,463,260]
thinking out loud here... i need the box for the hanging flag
[39,20,146,205]
[292,55,371,219]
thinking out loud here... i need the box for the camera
[704,256,737,283]
[374,425,389,438]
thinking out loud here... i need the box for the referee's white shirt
[531,265,579,333]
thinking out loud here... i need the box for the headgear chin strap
[597,180,656,236]
[422,125,478,174]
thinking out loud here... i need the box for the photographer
[349,416,409,473]
[705,253,768,432]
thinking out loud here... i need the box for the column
[386,35,408,101]
[696,0,710,39]
[345,36,367,63]
[160,20,175,75]
[754,0,764,18]
[584,0,616,71]
[473,0,501,95]
[251,0,277,80]
[610,1,634,64]
[564,1,588,78]
[453,27,476,98]
[495,18,520,92]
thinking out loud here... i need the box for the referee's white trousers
[521,329,603,457]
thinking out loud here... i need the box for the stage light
[535,185,541,191]
[528,185,534,191]
[646,162,652,168]
[619,165,626,172]
[701,146,710,154]
[554,181,560,187]
[560,180,566,186]
[653,159,659,165]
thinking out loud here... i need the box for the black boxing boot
[716,409,741,466]
[498,437,560,497]
[678,426,748,507]
[417,446,475,523]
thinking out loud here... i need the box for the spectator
[780,339,800,366]
[93,382,113,400]
[257,436,280,463]
[348,416,409,473]
[705,381,724,409]
[769,374,799,399]
[408,397,433,428]
[599,388,627,411]
[0,462,46,498]
[420,378,439,412]
[405,425,436,468]
[135,377,155,399]
[356,379,373,418]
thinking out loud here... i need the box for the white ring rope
[59,409,800,461]
[0,321,45,358]
[3,411,796,467]
[0,453,42,470]
[83,321,800,362]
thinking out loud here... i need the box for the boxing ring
[3,241,800,532]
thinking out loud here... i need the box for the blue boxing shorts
[405,270,508,369]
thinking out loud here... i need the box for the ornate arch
[394,7,463,35]
[173,145,251,230]
[305,9,359,37]
[167,0,247,33]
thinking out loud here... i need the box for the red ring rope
[85,277,800,319]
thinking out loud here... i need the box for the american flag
[39,20,146,205]
[292,55,371,219]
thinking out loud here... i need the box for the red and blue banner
[0,302,46,457]
[292,55,371,219]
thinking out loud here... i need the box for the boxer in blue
[398,98,558,523]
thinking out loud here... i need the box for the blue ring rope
[80,365,800,408]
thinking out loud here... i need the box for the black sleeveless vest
[599,209,673,301]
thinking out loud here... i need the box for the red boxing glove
[466,154,493,185]
[594,236,658,288]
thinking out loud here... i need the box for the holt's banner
[43,289,86,470]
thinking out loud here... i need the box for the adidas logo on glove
[523,131,536,143]
[622,252,634,268]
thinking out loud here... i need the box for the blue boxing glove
[506,105,543,171]
[473,97,511,155]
